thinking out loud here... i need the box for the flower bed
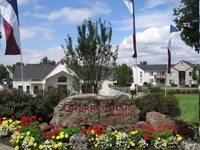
[0,116,198,150]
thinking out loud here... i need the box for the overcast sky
[0,0,199,66]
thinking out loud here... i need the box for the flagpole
[20,53,24,90]
[165,71,167,97]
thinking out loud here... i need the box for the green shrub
[0,89,67,122]
[135,93,181,121]
[34,90,67,122]
[0,89,36,118]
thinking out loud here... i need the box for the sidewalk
[0,143,14,150]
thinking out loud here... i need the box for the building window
[189,80,192,85]
[140,79,143,84]
[149,79,153,83]
[18,86,23,90]
[34,85,39,94]
[26,86,30,93]
[170,72,175,77]
[189,72,192,76]
[58,76,67,82]
[140,72,143,77]
[149,72,153,76]
[169,79,174,84]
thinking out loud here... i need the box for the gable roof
[13,64,56,81]
[137,64,167,71]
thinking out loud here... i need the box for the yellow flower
[16,139,19,144]
[91,130,95,134]
[39,145,44,149]
[176,135,182,142]
[14,146,19,150]
[54,144,58,149]
[9,119,13,123]
[130,141,135,147]
[60,134,64,139]
[95,144,98,147]
[162,139,168,144]
[157,137,161,141]
[52,135,55,139]
[65,133,69,139]
[56,136,60,140]
[58,142,63,147]
[28,141,33,146]
[33,143,37,147]
[26,131,31,136]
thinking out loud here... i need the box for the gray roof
[13,64,56,81]
[137,64,168,71]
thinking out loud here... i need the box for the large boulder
[50,94,140,127]
[146,111,178,127]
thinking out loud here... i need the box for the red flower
[143,134,151,141]
[11,116,15,119]
[38,117,43,122]
[42,133,46,139]
[82,129,88,134]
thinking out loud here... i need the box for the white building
[12,59,76,94]
[132,60,197,87]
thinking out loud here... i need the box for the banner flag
[167,25,178,73]
[0,0,21,55]
[123,0,137,58]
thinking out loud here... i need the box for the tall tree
[62,18,118,93]
[0,64,8,83]
[192,65,200,85]
[115,64,132,86]
[40,56,56,65]
[173,0,199,52]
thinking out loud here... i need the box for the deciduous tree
[62,18,118,93]
[173,0,199,52]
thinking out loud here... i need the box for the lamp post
[79,79,84,94]
[130,83,135,100]
[114,80,117,90]
[3,80,7,90]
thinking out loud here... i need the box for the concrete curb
[0,143,14,150]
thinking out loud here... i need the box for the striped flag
[167,25,178,73]
[123,0,137,58]
[0,0,21,55]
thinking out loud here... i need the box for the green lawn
[175,94,199,124]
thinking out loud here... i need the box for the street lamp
[3,80,7,90]
[79,79,84,94]
[130,83,136,100]
[114,80,117,90]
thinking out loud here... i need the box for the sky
[0,0,199,66]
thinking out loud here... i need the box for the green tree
[62,18,118,93]
[192,65,200,85]
[39,56,56,65]
[140,61,147,65]
[173,0,199,52]
[116,63,132,86]
[0,64,7,83]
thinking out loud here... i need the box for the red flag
[123,0,137,58]
[0,0,21,55]
[167,25,178,73]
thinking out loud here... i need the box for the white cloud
[117,26,197,66]
[33,1,111,24]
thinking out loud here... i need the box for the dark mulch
[0,137,13,147]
